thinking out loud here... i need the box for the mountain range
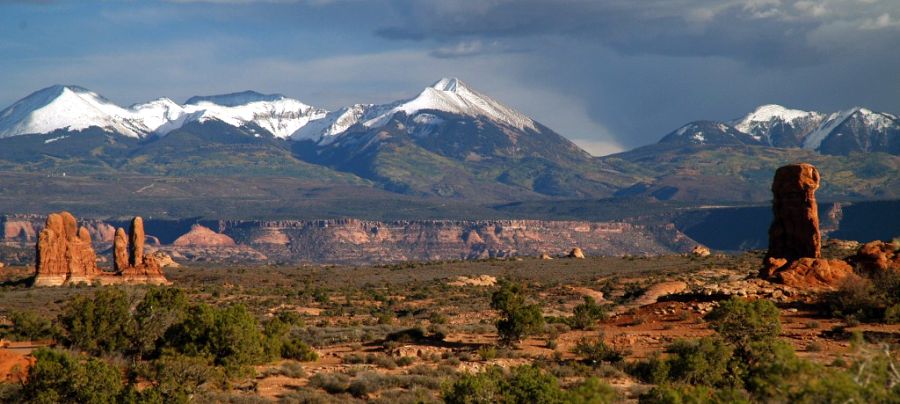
[0,78,897,216]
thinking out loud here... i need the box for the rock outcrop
[849,240,900,274]
[112,217,169,285]
[569,247,586,259]
[691,245,711,257]
[34,212,100,287]
[172,224,236,247]
[774,258,855,289]
[761,164,853,289]
[33,212,169,287]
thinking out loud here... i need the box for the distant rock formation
[172,224,236,247]
[111,217,169,285]
[691,245,711,257]
[569,247,585,259]
[761,164,853,289]
[33,212,169,287]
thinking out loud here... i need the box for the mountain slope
[0,85,148,138]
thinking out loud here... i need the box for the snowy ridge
[290,77,538,144]
[732,104,824,143]
[0,85,147,138]
[0,78,540,143]
[361,78,537,132]
[181,94,327,139]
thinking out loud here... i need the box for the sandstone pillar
[130,216,144,267]
[766,163,820,263]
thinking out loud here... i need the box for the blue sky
[2,0,899,155]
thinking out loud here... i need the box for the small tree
[5,310,53,341]
[704,298,781,351]
[131,287,188,359]
[569,296,607,330]
[19,348,124,403]
[163,303,267,370]
[490,280,544,346]
[57,287,134,355]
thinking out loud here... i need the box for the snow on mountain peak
[361,78,537,131]
[178,91,326,139]
[0,85,146,138]
[431,77,463,92]
[740,104,814,124]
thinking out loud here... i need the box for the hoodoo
[33,212,169,286]
[761,164,853,289]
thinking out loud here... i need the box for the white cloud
[859,12,900,29]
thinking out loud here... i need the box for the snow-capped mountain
[731,105,825,147]
[0,86,327,140]
[0,85,148,138]
[292,78,538,145]
[657,104,899,155]
[180,91,327,139]
[659,121,763,146]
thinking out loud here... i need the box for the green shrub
[162,303,268,369]
[132,287,188,359]
[18,348,124,403]
[663,338,734,387]
[704,298,780,351]
[309,372,351,394]
[144,352,220,403]
[565,377,617,403]
[569,296,607,330]
[5,310,53,341]
[491,280,545,346]
[573,336,626,365]
[884,304,900,324]
[281,338,318,362]
[639,384,750,404]
[478,345,498,361]
[58,287,134,355]
[443,365,565,404]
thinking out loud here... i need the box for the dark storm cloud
[376,0,899,65]
[373,0,900,148]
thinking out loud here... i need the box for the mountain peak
[185,90,286,107]
[737,104,816,125]
[431,77,465,93]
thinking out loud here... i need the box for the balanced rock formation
[767,163,821,262]
[34,212,169,287]
[761,164,853,289]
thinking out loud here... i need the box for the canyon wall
[1,215,697,264]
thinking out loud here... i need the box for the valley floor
[2,249,897,402]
